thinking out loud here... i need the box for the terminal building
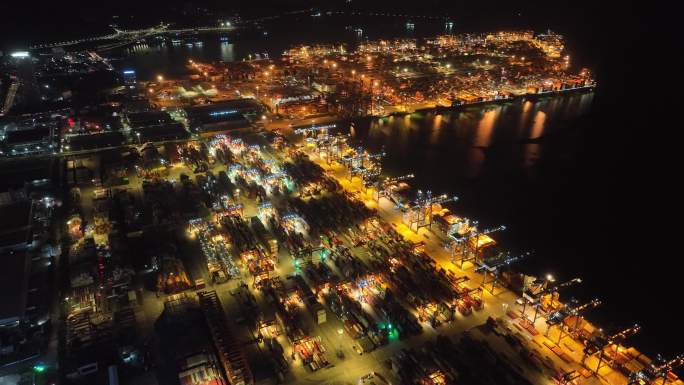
[127,110,190,143]
[0,114,59,156]
[184,99,263,134]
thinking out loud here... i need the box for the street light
[157,74,164,82]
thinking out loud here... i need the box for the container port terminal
[0,24,677,385]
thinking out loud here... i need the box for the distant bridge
[29,23,236,50]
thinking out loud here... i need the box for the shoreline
[373,85,596,118]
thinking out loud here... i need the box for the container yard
[52,124,677,385]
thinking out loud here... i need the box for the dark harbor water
[110,17,679,359]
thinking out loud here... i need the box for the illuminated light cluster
[209,109,238,117]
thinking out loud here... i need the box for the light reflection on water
[220,42,235,62]
[354,92,594,183]
[529,110,547,140]
[118,34,594,184]
[473,107,500,148]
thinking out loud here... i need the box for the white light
[10,51,30,58]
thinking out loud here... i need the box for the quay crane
[582,324,641,374]
[402,190,458,232]
[521,277,582,323]
[295,124,348,165]
[449,224,506,269]
[355,163,383,189]
[340,147,385,181]
[294,123,335,139]
[317,132,349,164]
[629,354,684,385]
[475,250,529,294]
[545,298,602,344]
[372,173,414,201]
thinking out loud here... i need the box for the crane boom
[537,277,582,296]
[571,298,602,314]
